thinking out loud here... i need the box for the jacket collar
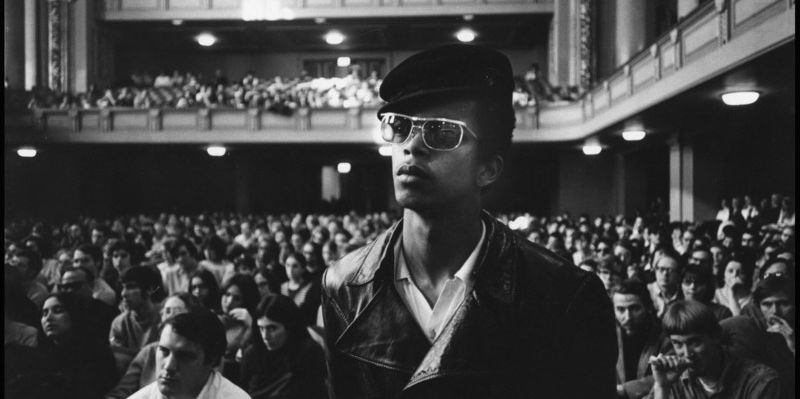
[335,211,521,385]
[345,210,516,304]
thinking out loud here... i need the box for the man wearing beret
[321,44,617,398]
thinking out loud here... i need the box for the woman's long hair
[251,294,309,352]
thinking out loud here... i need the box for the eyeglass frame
[379,112,479,151]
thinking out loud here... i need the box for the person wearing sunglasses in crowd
[321,44,617,399]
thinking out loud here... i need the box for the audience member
[105,293,204,399]
[190,268,222,312]
[39,293,118,399]
[240,294,326,399]
[127,310,250,399]
[648,300,782,399]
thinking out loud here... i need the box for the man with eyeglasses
[321,44,617,399]
[648,249,685,317]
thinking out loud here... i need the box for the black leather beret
[378,44,514,119]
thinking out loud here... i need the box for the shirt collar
[395,221,486,286]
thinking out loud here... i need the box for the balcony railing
[6,0,793,145]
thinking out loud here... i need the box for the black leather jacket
[322,212,618,399]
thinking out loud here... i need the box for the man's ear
[477,155,504,188]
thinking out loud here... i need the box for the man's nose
[403,126,428,155]
[162,353,177,371]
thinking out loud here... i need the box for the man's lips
[396,164,430,179]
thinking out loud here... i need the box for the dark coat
[615,318,672,399]
[322,212,618,399]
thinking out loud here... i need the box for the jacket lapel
[404,213,520,389]
[334,222,431,373]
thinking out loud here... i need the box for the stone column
[614,0,650,68]
[25,0,38,90]
[47,0,74,93]
[4,0,25,89]
[668,132,725,222]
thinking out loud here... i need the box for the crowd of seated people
[26,68,386,115]
[24,65,580,113]
[4,193,794,398]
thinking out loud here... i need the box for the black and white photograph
[4,0,795,398]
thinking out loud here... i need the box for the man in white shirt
[127,310,250,399]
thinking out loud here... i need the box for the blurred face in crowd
[257,316,288,351]
[780,228,794,245]
[596,266,618,292]
[291,234,305,254]
[91,229,105,246]
[112,248,132,271]
[709,246,725,266]
[240,222,252,237]
[9,253,33,280]
[322,244,336,266]
[613,245,631,266]
[156,325,211,398]
[41,297,73,342]
[669,333,719,378]
[73,249,97,274]
[121,281,147,311]
[681,231,694,249]
[741,232,756,249]
[161,296,188,320]
[59,269,93,297]
[176,245,197,270]
[760,291,794,326]
[613,293,649,336]
[190,278,210,304]
[221,285,243,314]
[723,260,744,288]
[681,273,709,302]
[254,273,272,297]
[688,250,712,268]
[284,255,305,283]
[654,256,681,294]
[595,241,612,258]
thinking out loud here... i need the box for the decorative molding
[578,0,592,91]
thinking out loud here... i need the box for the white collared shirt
[127,370,250,399]
[394,222,486,342]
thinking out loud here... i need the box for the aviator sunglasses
[380,112,478,151]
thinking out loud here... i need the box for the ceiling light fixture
[196,33,217,47]
[337,162,352,174]
[17,146,37,158]
[463,14,474,21]
[206,145,227,157]
[314,17,326,24]
[455,28,476,43]
[172,19,184,26]
[582,143,602,155]
[622,130,646,141]
[721,91,759,106]
[324,30,345,45]
[337,57,351,67]
[378,146,392,156]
